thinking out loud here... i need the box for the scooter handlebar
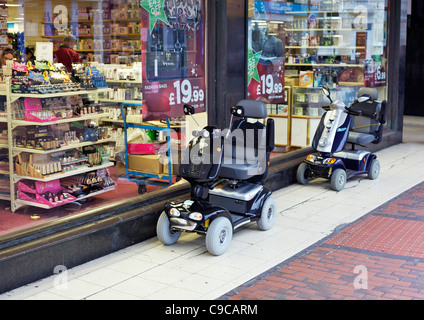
[345,106,362,116]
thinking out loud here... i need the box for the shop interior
[0,0,194,236]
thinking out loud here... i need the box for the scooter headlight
[189,212,203,221]
[169,208,181,217]
[323,158,337,165]
[306,154,316,162]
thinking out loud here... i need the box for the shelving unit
[290,85,361,148]
[0,92,10,201]
[266,86,292,149]
[4,78,116,212]
[42,1,142,64]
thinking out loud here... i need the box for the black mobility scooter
[297,86,386,191]
[156,100,276,255]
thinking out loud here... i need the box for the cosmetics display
[61,168,115,198]
[9,61,109,94]
[17,179,77,208]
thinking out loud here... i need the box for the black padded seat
[347,87,385,146]
[219,99,271,181]
[219,157,262,180]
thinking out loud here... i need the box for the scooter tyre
[331,168,346,192]
[297,162,311,185]
[257,197,276,231]
[368,159,380,180]
[157,211,181,245]
[205,216,233,256]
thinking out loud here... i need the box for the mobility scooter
[156,100,276,255]
[296,86,386,191]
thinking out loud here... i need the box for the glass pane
[247,0,389,153]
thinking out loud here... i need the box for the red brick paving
[221,181,424,300]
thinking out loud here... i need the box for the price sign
[247,48,285,103]
[140,0,206,121]
[169,79,205,106]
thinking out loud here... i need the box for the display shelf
[13,137,116,155]
[98,99,142,104]
[76,49,141,53]
[286,63,365,67]
[10,89,97,100]
[11,112,111,128]
[5,78,117,212]
[105,79,142,84]
[14,162,114,183]
[286,46,365,50]
[15,185,116,210]
[0,194,10,201]
[284,28,366,32]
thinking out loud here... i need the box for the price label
[256,74,284,95]
[169,79,205,106]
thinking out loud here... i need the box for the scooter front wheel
[331,168,346,192]
[156,211,181,245]
[297,162,311,185]
[205,216,233,256]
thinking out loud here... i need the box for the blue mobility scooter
[156,100,276,255]
[297,86,386,191]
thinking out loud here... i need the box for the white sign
[35,42,54,63]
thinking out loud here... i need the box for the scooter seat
[220,157,265,180]
[347,131,376,145]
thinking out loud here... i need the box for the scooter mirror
[322,86,330,97]
[231,105,244,117]
[183,104,195,115]
[322,85,333,103]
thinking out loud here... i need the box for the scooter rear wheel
[157,211,181,245]
[205,216,233,256]
[368,159,380,180]
[257,197,276,231]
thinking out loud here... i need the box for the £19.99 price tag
[169,79,205,106]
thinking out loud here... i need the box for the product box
[277,104,289,115]
[128,154,162,174]
[127,141,167,155]
[284,76,299,87]
[299,71,314,87]
[24,98,58,122]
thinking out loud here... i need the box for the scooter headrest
[357,87,378,100]
[232,99,267,119]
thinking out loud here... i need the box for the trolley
[120,102,174,194]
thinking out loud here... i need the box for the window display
[247,0,389,151]
[0,0,206,237]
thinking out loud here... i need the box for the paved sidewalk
[0,116,423,300]
[220,181,424,300]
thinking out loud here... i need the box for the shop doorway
[405,0,424,116]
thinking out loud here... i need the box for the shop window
[0,0,207,236]
[247,0,389,152]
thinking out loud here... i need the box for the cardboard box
[160,149,181,175]
[128,154,162,174]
